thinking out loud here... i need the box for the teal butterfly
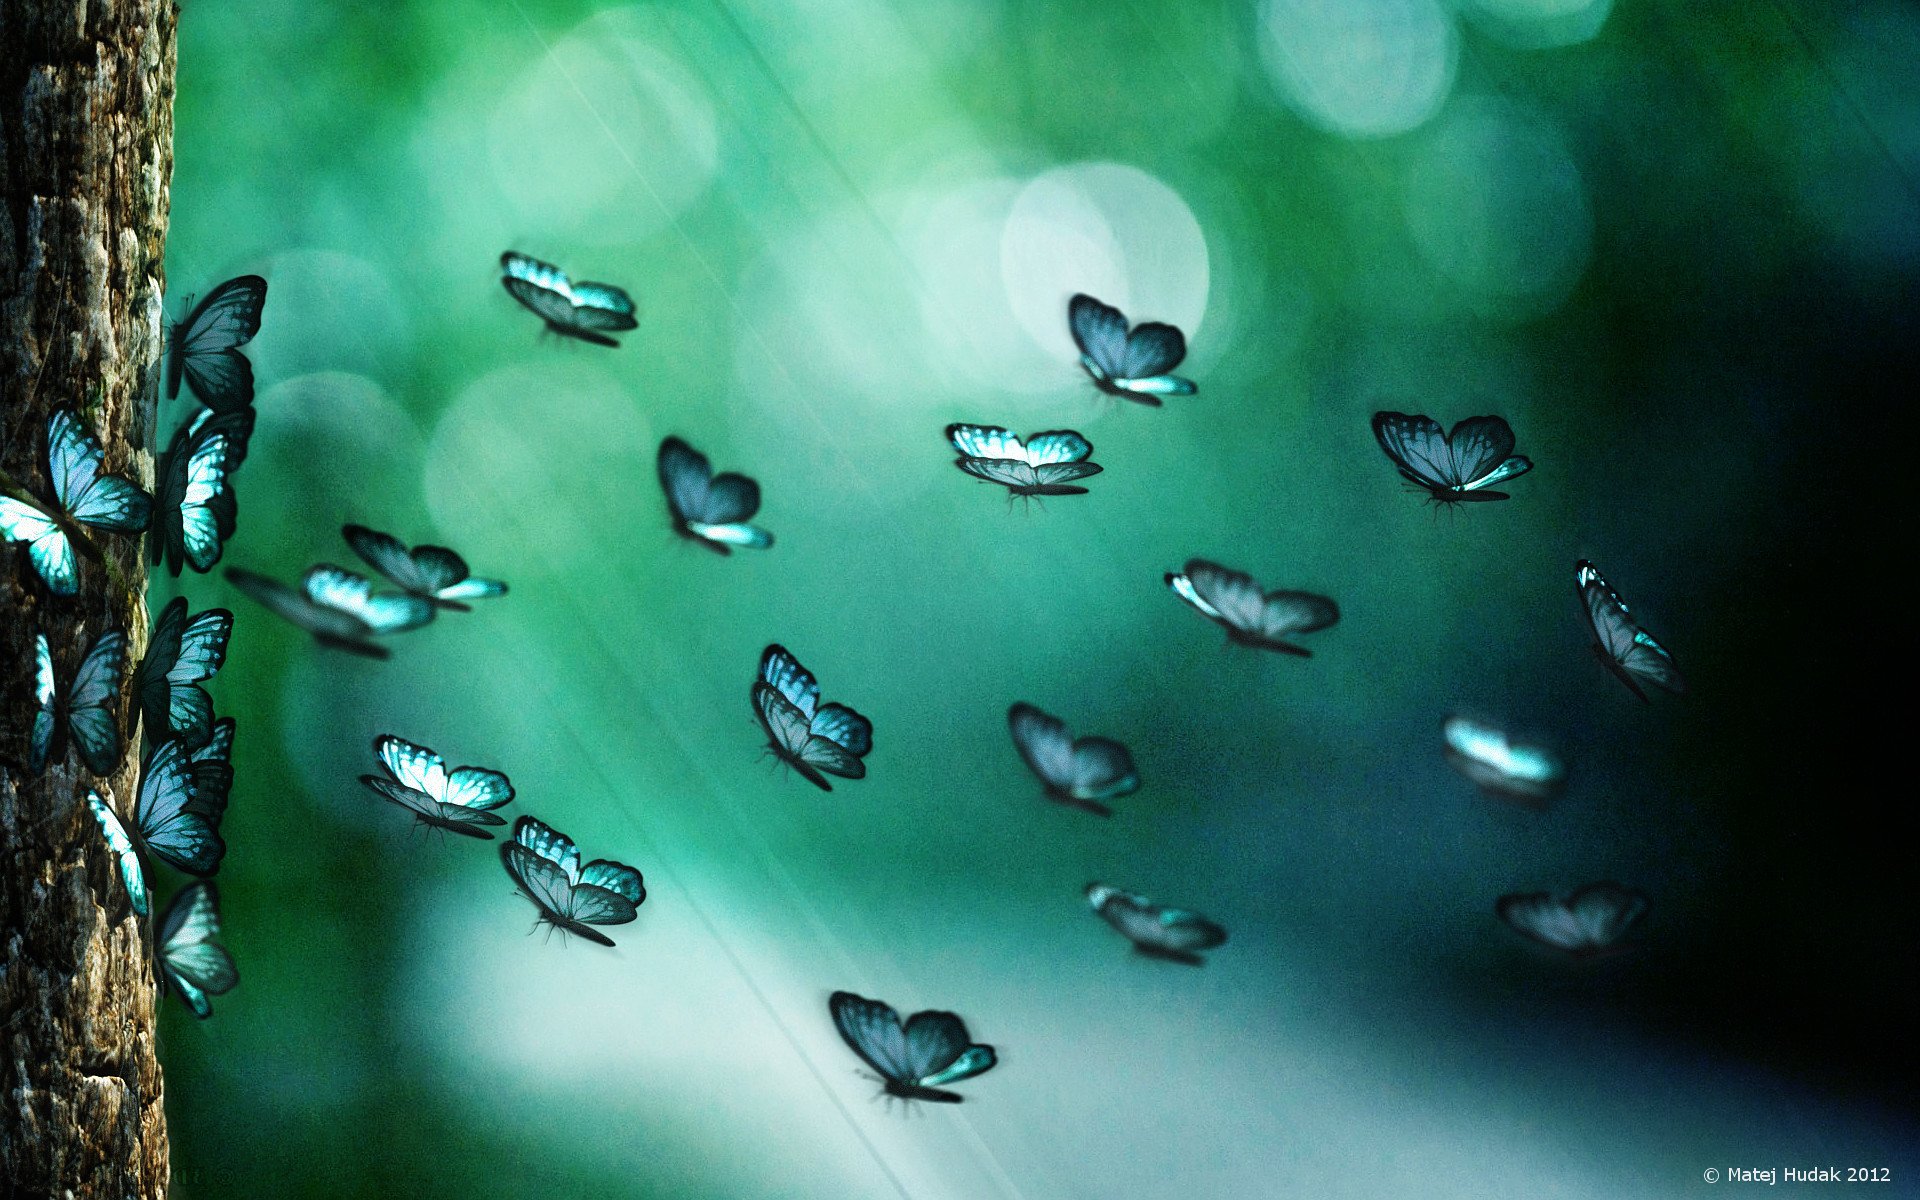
[360,734,514,838]
[343,524,507,610]
[829,991,997,1104]
[1085,883,1228,966]
[500,252,637,346]
[157,881,238,1019]
[1069,293,1196,402]
[1165,559,1339,656]
[86,739,226,916]
[188,718,237,819]
[753,645,871,791]
[946,425,1103,497]
[1576,560,1685,702]
[1007,703,1136,816]
[1441,714,1565,807]
[225,564,433,658]
[1497,883,1649,958]
[151,408,253,575]
[0,410,152,595]
[1372,412,1532,504]
[129,598,232,749]
[657,437,772,553]
[31,629,127,776]
[165,275,267,413]
[499,816,645,945]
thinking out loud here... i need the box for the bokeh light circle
[1258,0,1457,139]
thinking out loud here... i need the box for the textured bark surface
[1,1,175,1198]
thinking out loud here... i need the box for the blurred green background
[153,1,1916,1196]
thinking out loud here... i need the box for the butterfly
[1441,715,1565,806]
[343,524,507,610]
[1006,703,1136,816]
[225,565,434,658]
[1068,293,1196,402]
[188,718,237,819]
[156,881,239,1019]
[946,425,1103,497]
[752,645,871,791]
[828,991,997,1104]
[1371,412,1532,504]
[150,408,253,575]
[499,816,645,945]
[1575,560,1685,702]
[500,252,637,346]
[1165,559,1339,656]
[165,275,267,413]
[360,734,514,838]
[86,739,226,916]
[1496,882,1649,958]
[1085,883,1228,966]
[129,598,232,749]
[30,629,127,776]
[0,410,152,595]
[657,437,772,553]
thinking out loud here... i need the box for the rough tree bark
[1,2,176,1198]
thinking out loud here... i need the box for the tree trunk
[1,1,175,1197]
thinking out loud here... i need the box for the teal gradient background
[150,1,1915,1196]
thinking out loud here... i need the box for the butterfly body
[157,881,238,1018]
[1006,703,1135,816]
[0,411,151,595]
[500,252,637,347]
[946,425,1102,497]
[1371,412,1532,504]
[1068,293,1196,403]
[1574,561,1684,702]
[1496,882,1648,958]
[1441,715,1565,807]
[500,816,644,945]
[1085,883,1227,966]
[657,437,772,554]
[165,276,267,412]
[31,629,127,776]
[1165,559,1339,656]
[361,735,513,838]
[226,565,433,658]
[752,645,870,791]
[829,991,996,1104]
[343,524,506,610]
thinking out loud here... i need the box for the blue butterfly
[86,739,225,916]
[1069,293,1196,403]
[1496,882,1649,958]
[151,408,252,575]
[225,565,433,658]
[1085,883,1228,967]
[1372,412,1532,504]
[130,598,232,749]
[0,410,151,595]
[1441,714,1565,807]
[31,629,127,776]
[829,991,997,1104]
[500,252,637,346]
[1007,703,1136,816]
[166,275,267,413]
[658,437,772,553]
[361,734,514,838]
[1575,560,1685,702]
[500,816,645,945]
[946,425,1103,497]
[157,881,238,1019]
[1165,559,1339,656]
[753,645,871,791]
[343,524,507,610]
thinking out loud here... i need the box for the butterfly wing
[87,791,149,916]
[1020,431,1092,466]
[189,719,236,819]
[1444,416,1523,492]
[169,276,266,411]
[342,524,429,593]
[511,816,582,882]
[757,645,820,718]
[1119,322,1190,383]
[956,457,1040,491]
[809,702,872,758]
[829,991,916,1083]
[903,1010,995,1090]
[1068,294,1130,382]
[1566,882,1650,949]
[579,860,645,906]
[48,410,151,534]
[66,630,128,775]
[1441,715,1564,801]
[946,424,1026,462]
[226,567,384,654]
[136,739,224,876]
[1371,412,1454,489]
[30,633,59,774]
[303,565,435,634]
[1575,561,1685,699]
[754,683,832,790]
[157,881,238,1018]
[1067,735,1137,800]
[501,843,613,943]
[0,496,77,595]
[1007,703,1074,794]
[1256,590,1340,648]
[657,436,714,527]
[133,599,231,748]
[1179,560,1267,637]
[565,281,639,332]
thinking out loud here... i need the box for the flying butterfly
[500,252,637,346]
[1165,559,1339,656]
[225,565,434,658]
[657,437,772,553]
[829,991,998,1104]
[165,275,267,413]
[1007,703,1136,816]
[30,629,127,776]
[752,645,872,791]
[360,734,514,838]
[500,816,645,946]
[946,425,1103,497]
[1575,560,1685,701]
[151,408,253,575]
[1068,293,1196,402]
[1371,412,1532,504]
[156,881,239,1019]
[343,524,507,610]
[87,739,226,916]
[0,410,152,595]
[1085,883,1228,967]
[130,598,232,749]
[1441,714,1565,807]
[1496,882,1649,958]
